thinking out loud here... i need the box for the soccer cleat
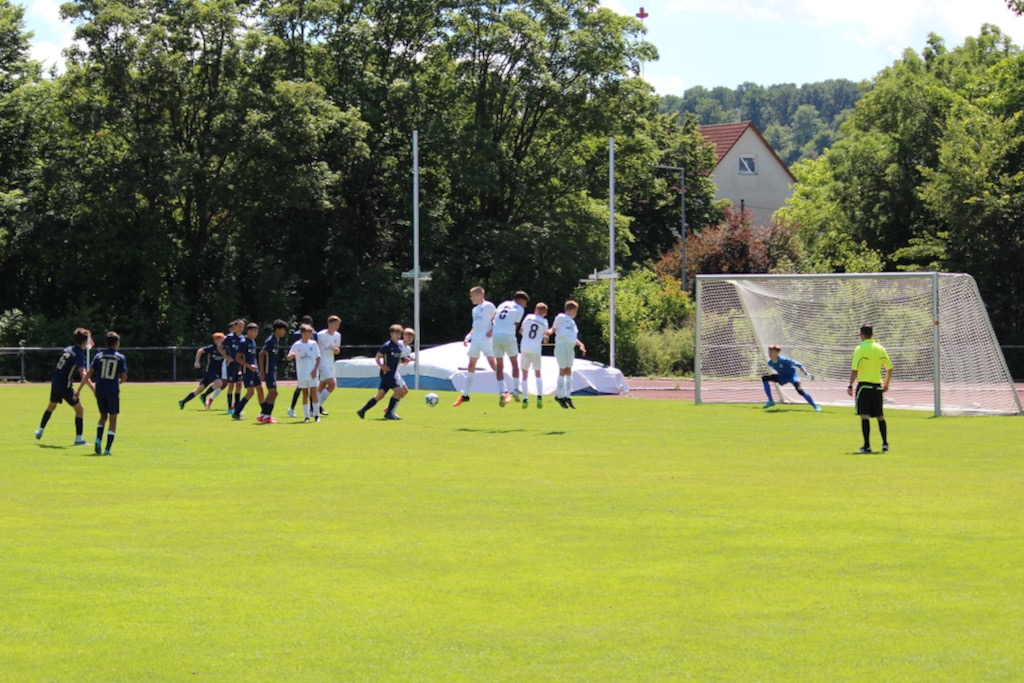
[264,416,278,424]
[882,443,890,452]
[556,397,569,409]
[452,395,469,407]
[536,397,543,409]
[74,437,87,446]
[858,446,872,454]
[503,392,513,405]
[178,399,186,410]
[287,408,296,419]
[303,417,310,423]
[256,415,266,423]
[513,391,522,402]
[103,449,111,456]
[227,408,234,416]
[499,393,507,408]
[384,412,401,420]
[356,409,365,419]
[94,440,102,455]
[565,397,576,409]
[763,400,776,408]
[205,398,213,410]
[319,408,329,416]
[314,415,321,423]
[813,405,823,412]
[34,429,43,440]
[522,399,529,409]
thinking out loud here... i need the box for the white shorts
[395,371,407,389]
[318,362,336,381]
[296,368,318,389]
[555,342,576,369]
[492,335,519,360]
[468,336,494,360]
[520,351,542,373]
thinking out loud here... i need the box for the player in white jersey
[492,291,529,406]
[547,300,586,409]
[453,286,497,406]
[287,324,322,422]
[518,302,550,409]
[316,315,342,415]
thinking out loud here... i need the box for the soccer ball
[425,392,439,407]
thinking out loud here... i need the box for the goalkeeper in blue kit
[762,345,820,411]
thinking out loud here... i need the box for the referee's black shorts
[855,383,884,417]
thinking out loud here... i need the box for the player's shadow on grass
[456,428,529,435]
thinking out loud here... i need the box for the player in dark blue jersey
[356,324,409,420]
[218,319,244,415]
[231,322,265,420]
[86,331,128,455]
[257,320,289,423]
[35,327,94,445]
[288,315,315,418]
[178,332,227,410]
[761,344,820,411]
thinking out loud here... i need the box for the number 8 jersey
[518,313,550,356]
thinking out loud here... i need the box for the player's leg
[72,398,86,445]
[495,355,509,406]
[36,389,61,439]
[104,411,118,454]
[793,382,821,411]
[455,355,479,406]
[509,355,521,400]
[761,374,779,407]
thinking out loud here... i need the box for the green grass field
[2,383,1022,681]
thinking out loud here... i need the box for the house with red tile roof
[699,122,796,227]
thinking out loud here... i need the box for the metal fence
[0,345,384,383]
[4,344,1024,382]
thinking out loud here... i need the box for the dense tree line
[0,0,719,351]
[780,25,1024,354]
[659,79,864,165]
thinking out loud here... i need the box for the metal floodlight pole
[653,164,687,290]
[413,130,421,389]
[609,137,616,369]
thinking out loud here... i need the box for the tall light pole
[609,137,616,369]
[653,164,687,291]
[402,130,431,388]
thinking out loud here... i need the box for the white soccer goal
[695,273,1022,416]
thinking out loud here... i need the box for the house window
[739,155,758,174]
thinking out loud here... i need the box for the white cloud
[25,0,66,27]
[643,72,685,96]
[659,0,1024,51]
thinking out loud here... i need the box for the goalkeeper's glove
[805,372,814,380]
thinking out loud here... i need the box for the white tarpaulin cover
[335,341,629,396]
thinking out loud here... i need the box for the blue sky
[18,0,1024,95]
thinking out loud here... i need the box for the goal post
[695,273,1022,416]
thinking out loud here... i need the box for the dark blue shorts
[49,384,79,406]
[242,370,262,389]
[378,371,398,391]
[96,392,120,415]
[201,369,221,386]
[226,362,241,382]
[264,372,278,390]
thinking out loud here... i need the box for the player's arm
[193,347,206,368]
[258,348,268,377]
[577,339,586,356]
[847,368,858,396]
[75,362,94,397]
[882,361,893,392]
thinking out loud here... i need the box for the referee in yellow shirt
[847,323,893,453]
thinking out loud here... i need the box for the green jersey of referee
[847,324,893,454]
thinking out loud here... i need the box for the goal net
[695,273,1022,416]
